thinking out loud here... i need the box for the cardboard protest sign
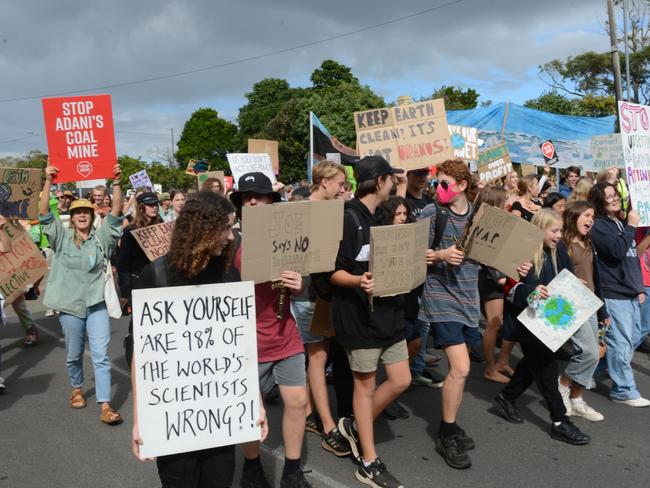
[42,95,116,183]
[248,139,279,175]
[197,171,225,190]
[153,183,163,194]
[518,269,603,352]
[310,298,335,338]
[227,154,276,187]
[369,219,429,297]
[539,140,559,165]
[132,281,260,459]
[354,99,453,170]
[477,143,513,183]
[464,204,543,280]
[129,169,153,190]
[185,159,209,175]
[0,167,42,219]
[619,101,650,226]
[224,176,234,192]
[589,134,624,172]
[131,221,175,261]
[0,222,48,303]
[449,125,479,162]
[520,164,538,177]
[241,199,344,283]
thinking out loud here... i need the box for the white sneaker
[45,309,54,317]
[558,378,572,415]
[0,377,5,391]
[570,399,604,421]
[612,397,650,407]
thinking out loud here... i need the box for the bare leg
[441,344,470,423]
[279,385,308,459]
[306,341,336,433]
[482,299,510,383]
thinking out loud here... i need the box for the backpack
[124,256,168,368]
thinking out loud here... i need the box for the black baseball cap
[230,172,282,208]
[136,191,159,205]
[354,155,404,183]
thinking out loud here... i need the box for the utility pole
[170,128,175,167]
[622,0,632,100]
[607,0,624,130]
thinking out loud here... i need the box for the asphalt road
[1,298,648,488]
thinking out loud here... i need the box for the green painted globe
[541,295,576,330]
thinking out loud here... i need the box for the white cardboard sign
[227,153,277,188]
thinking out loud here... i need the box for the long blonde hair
[530,209,562,278]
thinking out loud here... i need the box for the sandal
[24,327,39,347]
[69,388,87,409]
[100,405,123,425]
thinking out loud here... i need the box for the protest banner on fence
[464,204,543,280]
[241,199,343,283]
[42,95,116,183]
[518,269,603,352]
[197,171,225,190]
[129,169,153,190]
[227,154,277,187]
[369,218,429,297]
[477,143,513,183]
[619,101,650,225]
[132,281,260,459]
[131,221,175,261]
[354,99,453,170]
[589,134,624,172]
[248,139,279,175]
[449,125,479,163]
[0,167,42,219]
[0,221,48,303]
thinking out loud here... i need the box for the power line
[0,133,41,145]
[115,130,172,136]
[0,0,468,104]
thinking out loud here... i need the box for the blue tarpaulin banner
[447,102,615,168]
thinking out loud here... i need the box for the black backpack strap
[344,207,365,259]
[152,256,169,288]
[432,202,448,250]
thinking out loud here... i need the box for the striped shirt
[418,202,480,327]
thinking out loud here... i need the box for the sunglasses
[432,181,451,190]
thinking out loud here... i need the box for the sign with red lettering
[42,95,117,183]
[539,140,558,165]
[619,101,650,225]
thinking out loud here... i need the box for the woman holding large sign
[39,164,124,425]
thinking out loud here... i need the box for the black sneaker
[321,426,352,457]
[493,393,524,424]
[241,461,272,488]
[305,412,324,436]
[338,417,360,462]
[280,469,312,488]
[382,401,410,420]
[355,458,404,488]
[550,419,591,445]
[422,368,445,388]
[455,425,475,451]
[435,434,472,469]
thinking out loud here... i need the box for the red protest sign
[42,95,117,183]
[539,140,559,165]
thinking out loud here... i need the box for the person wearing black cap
[116,192,163,312]
[230,172,311,488]
[332,156,410,488]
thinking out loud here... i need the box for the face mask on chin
[436,182,461,205]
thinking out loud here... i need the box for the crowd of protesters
[1,157,649,488]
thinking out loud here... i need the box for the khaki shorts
[345,340,408,373]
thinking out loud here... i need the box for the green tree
[8,150,49,169]
[524,90,616,117]
[311,59,358,89]
[524,91,579,114]
[237,78,293,140]
[429,86,480,110]
[176,108,237,169]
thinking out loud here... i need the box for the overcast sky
[0,0,610,161]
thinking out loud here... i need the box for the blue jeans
[637,286,650,348]
[604,298,642,400]
[410,319,430,376]
[59,303,112,403]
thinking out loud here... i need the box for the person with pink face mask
[419,159,480,469]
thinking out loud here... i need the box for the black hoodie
[590,215,644,300]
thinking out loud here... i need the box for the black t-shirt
[405,191,434,220]
[331,198,405,349]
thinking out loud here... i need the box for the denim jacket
[39,212,124,318]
